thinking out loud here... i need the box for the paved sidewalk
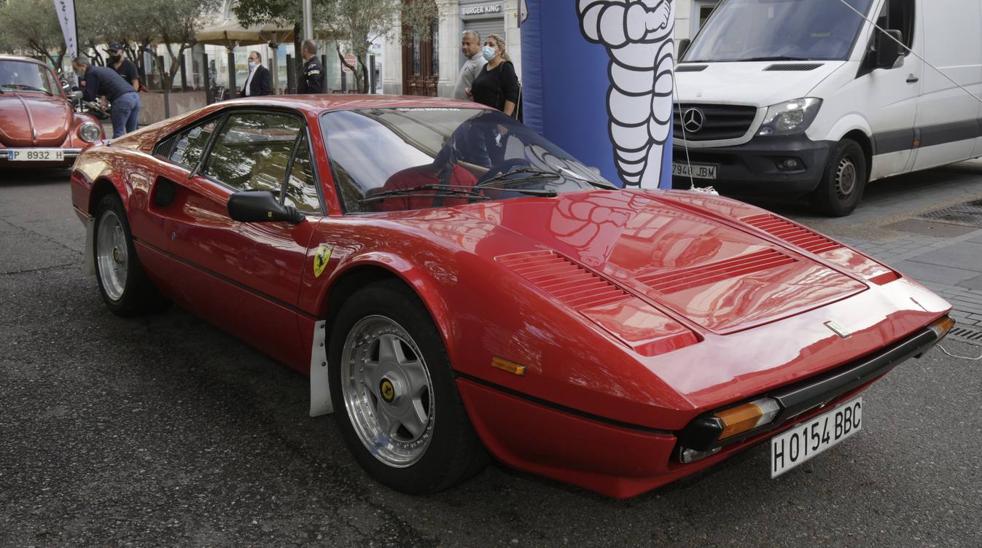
[780,162,982,338]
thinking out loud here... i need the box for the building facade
[383,0,521,97]
[676,0,721,42]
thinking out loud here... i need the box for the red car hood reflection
[412,190,867,334]
[0,93,72,147]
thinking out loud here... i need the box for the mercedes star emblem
[682,107,706,133]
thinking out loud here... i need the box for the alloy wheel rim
[834,157,858,198]
[96,211,128,301]
[340,315,435,468]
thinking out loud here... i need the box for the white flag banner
[53,0,78,58]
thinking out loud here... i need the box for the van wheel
[812,139,867,217]
[328,279,488,494]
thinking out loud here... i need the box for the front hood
[0,93,72,147]
[457,190,867,334]
[676,61,842,107]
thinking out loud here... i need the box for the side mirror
[875,29,904,69]
[678,39,692,61]
[228,191,305,224]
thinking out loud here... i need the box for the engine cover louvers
[639,249,797,295]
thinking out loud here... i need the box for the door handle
[906,74,920,83]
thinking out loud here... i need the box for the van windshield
[684,0,875,63]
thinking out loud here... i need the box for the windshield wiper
[740,56,813,62]
[359,184,491,203]
[0,84,51,94]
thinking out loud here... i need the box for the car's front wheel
[93,194,164,316]
[328,279,487,494]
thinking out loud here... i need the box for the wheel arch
[88,176,123,215]
[309,257,457,417]
[841,129,873,180]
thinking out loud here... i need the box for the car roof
[213,94,497,115]
[0,55,48,67]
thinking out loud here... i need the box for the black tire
[811,139,868,217]
[328,279,488,494]
[93,194,166,316]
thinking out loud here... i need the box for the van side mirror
[678,39,692,61]
[228,191,305,224]
[875,29,904,69]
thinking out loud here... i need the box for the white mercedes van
[673,0,982,216]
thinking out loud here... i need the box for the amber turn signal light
[716,398,781,440]
[928,316,956,341]
[491,357,526,376]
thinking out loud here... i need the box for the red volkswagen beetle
[0,54,104,167]
[69,96,953,498]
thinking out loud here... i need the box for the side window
[203,112,301,194]
[170,118,221,169]
[879,0,915,53]
[283,134,322,213]
[153,134,177,160]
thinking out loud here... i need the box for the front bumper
[673,135,833,195]
[458,318,950,499]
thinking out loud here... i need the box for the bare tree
[319,0,437,93]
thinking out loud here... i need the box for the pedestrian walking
[242,51,272,97]
[105,42,141,91]
[297,40,323,94]
[470,34,520,118]
[453,30,486,100]
[72,56,141,139]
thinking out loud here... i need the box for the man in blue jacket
[72,56,141,139]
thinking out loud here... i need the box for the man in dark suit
[242,51,272,96]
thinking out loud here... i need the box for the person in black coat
[297,40,323,94]
[242,51,272,97]
[470,33,520,117]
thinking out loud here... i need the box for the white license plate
[673,162,717,180]
[771,397,863,478]
[6,149,65,162]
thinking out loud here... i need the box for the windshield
[0,60,59,95]
[321,108,612,213]
[684,0,875,63]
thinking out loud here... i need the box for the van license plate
[6,149,64,162]
[771,397,862,478]
[673,162,717,180]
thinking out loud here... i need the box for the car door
[163,109,322,368]
[911,0,982,170]
[861,0,922,179]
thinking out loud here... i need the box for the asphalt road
[1,168,980,547]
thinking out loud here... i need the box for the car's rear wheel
[94,194,164,316]
[328,279,487,494]
[811,139,868,217]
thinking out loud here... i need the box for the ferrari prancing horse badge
[313,244,333,278]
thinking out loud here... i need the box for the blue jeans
[111,92,141,138]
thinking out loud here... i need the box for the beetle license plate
[673,162,717,180]
[6,149,64,162]
[771,397,862,478]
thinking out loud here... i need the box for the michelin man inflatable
[520,0,676,189]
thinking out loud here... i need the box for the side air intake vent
[742,214,842,255]
[496,251,630,310]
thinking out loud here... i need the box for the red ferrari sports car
[0,55,104,167]
[70,95,953,498]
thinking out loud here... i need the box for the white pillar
[382,11,403,95]
[503,0,521,78]
[437,0,461,98]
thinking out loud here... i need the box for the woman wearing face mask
[242,51,273,97]
[469,34,520,117]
